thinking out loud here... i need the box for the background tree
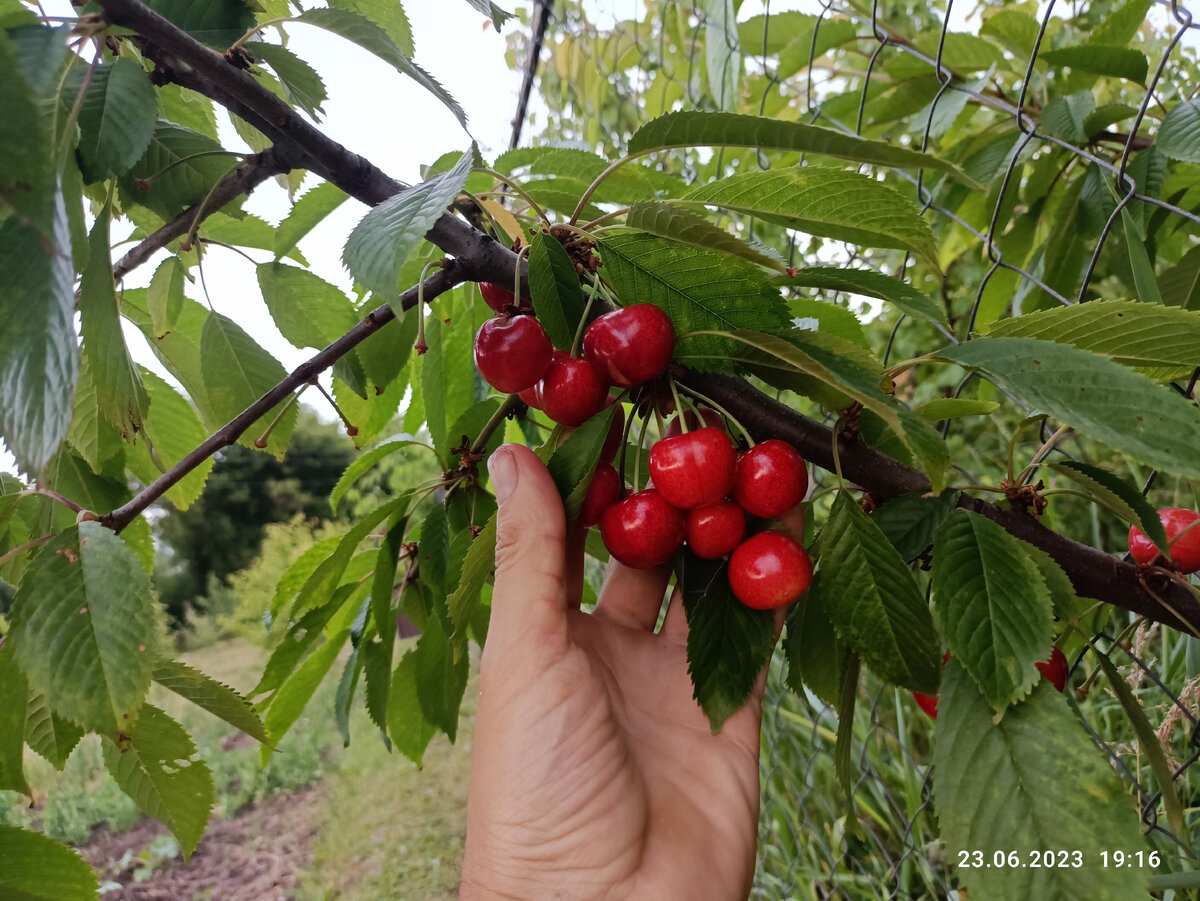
[0,0,1199,898]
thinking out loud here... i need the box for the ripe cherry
[727,530,813,610]
[1036,646,1070,693]
[473,315,553,395]
[686,501,746,559]
[579,462,622,528]
[913,692,939,720]
[1129,508,1200,574]
[599,489,686,569]
[733,440,809,518]
[599,402,625,463]
[480,281,517,313]
[518,384,542,410]
[664,407,725,438]
[648,427,737,510]
[583,304,675,387]
[538,352,609,427]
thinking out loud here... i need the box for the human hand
[460,444,800,901]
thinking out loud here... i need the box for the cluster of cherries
[1128,507,1200,575]
[473,285,814,611]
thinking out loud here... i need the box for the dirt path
[82,787,322,901]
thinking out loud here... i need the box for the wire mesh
[511,0,1200,895]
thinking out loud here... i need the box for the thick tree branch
[682,372,1200,636]
[111,145,296,283]
[99,264,466,533]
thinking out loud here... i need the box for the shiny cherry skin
[579,462,623,528]
[473,314,553,395]
[913,692,939,720]
[727,530,813,610]
[599,489,686,569]
[582,304,675,387]
[1129,508,1200,574]
[664,407,725,438]
[538,352,609,427]
[599,402,625,463]
[686,501,746,559]
[733,440,809,518]
[518,383,542,410]
[480,281,517,313]
[1035,646,1070,693]
[648,427,737,510]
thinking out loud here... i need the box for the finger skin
[593,558,673,631]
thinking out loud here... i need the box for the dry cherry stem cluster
[87,0,1200,635]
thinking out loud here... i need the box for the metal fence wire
[509,0,1200,896]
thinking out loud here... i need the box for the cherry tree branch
[99,264,466,533]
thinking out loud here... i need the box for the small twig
[471,394,522,455]
[23,487,83,513]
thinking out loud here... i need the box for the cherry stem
[830,421,847,490]
[142,433,167,473]
[580,207,631,230]
[1018,423,1072,484]
[313,379,357,435]
[668,378,688,433]
[471,394,522,455]
[570,279,600,357]
[616,398,637,488]
[253,386,305,448]
[415,259,442,354]
[570,153,637,225]
[476,168,551,225]
[676,384,754,447]
[23,487,82,513]
[512,244,531,308]
[633,411,652,493]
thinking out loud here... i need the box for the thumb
[485,443,569,655]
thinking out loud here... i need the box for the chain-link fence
[509,0,1200,895]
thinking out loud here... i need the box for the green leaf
[261,630,350,756]
[296,8,466,128]
[247,41,326,119]
[257,261,359,350]
[702,0,739,110]
[934,661,1149,901]
[275,180,349,258]
[1160,245,1200,309]
[597,233,788,373]
[682,168,939,266]
[141,0,255,47]
[529,231,587,349]
[914,398,999,421]
[678,550,777,732]
[546,404,620,528]
[419,311,475,460]
[103,704,215,860]
[1122,208,1162,305]
[200,311,296,457]
[627,112,971,181]
[70,57,158,182]
[0,188,77,473]
[129,368,213,511]
[460,0,512,28]
[0,27,55,224]
[330,438,432,514]
[447,514,496,640]
[330,0,414,54]
[776,267,947,326]
[414,612,468,741]
[388,648,438,765]
[8,523,158,733]
[65,357,118,473]
[356,302,418,388]
[1092,649,1185,840]
[1039,45,1149,84]
[1039,91,1096,144]
[255,592,346,696]
[79,203,149,440]
[729,330,950,490]
[932,510,1054,711]
[0,825,98,900]
[787,299,871,349]
[24,692,84,770]
[152,659,270,745]
[0,646,30,793]
[784,583,845,708]
[119,123,236,220]
[1158,99,1200,163]
[626,200,787,274]
[366,514,406,718]
[1047,461,1169,555]
[936,337,1200,480]
[343,146,474,295]
[147,257,185,338]
[986,300,1200,381]
[869,488,961,562]
[813,492,941,693]
[269,534,343,622]
[1089,0,1152,46]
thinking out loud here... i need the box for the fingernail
[488,446,518,504]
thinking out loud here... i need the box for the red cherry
[733,440,809,519]
[648,427,737,510]
[538,353,609,427]
[913,692,939,720]
[582,304,675,387]
[600,402,625,463]
[599,489,686,569]
[579,462,623,528]
[480,281,517,313]
[518,383,542,409]
[664,407,725,438]
[727,530,813,610]
[1129,508,1200,574]
[473,315,553,395]
[1035,646,1069,693]
[686,501,746,559]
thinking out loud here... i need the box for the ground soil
[81,787,322,901]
